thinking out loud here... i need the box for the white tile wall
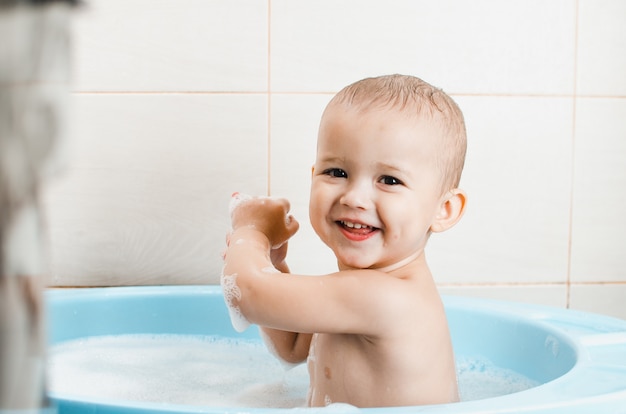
[41,0,626,318]
[577,0,626,96]
[570,284,626,320]
[571,98,626,283]
[72,0,268,91]
[271,0,576,95]
[427,96,572,284]
[43,94,267,285]
[269,94,338,275]
[438,285,568,309]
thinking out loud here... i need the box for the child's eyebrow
[376,162,409,176]
[317,156,345,165]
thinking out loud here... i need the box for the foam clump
[220,270,250,333]
[285,403,360,413]
[324,403,361,412]
[229,192,254,217]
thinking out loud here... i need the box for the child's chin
[336,256,377,271]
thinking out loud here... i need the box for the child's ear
[430,189,467,233]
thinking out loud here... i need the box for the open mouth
[337,220,379,241]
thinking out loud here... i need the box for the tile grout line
[566,0,581,310]
[266,0,272,197]
[436,281,626,287]
[436,282,568,288]
[69,91,626,99]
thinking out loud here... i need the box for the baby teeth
[342,221,370,229]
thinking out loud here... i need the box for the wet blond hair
[325,74,467,193]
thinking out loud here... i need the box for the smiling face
[309,103,450,271]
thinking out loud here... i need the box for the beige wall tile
[577,0,626,96]
[571,98,626,282]
[428,96,572,284]
[42,94,268,286]
[271,0,576,94]
[72,0,268,91]
[438,284,568,308]
[569,284,626,319]
[269,94,337,275]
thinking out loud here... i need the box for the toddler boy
[222,74,467,407]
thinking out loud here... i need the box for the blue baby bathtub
[46,285,626,413]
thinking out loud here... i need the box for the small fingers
[285,214,300,236]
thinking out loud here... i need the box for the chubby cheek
[308,190,326,235]
[309,185,338,242]
[381,203,428,242]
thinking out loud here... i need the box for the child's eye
[323,168,347,178]
[380,175,403,186]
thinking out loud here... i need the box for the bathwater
[48,334,538,408]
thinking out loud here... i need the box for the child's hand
[229,193,299,249]
[269,241,290,272]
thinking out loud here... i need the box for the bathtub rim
[45,285,626,414]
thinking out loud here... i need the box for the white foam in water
[457,356,540,401]
[48,334,309,408]
[48,335,539,408]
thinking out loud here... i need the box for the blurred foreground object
[0,0,75,410]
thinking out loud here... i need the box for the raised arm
[222,195,310,363]
[222,195,407,341]
[260,247,312,364]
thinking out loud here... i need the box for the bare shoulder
[326,266,440,336]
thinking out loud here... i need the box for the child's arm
[222,195,408,339]
[259,242,312,364]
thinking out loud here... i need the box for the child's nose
[340,180,374,210]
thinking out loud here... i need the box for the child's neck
[337,250,427,274]
[374,250,424,273]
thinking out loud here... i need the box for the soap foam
[220,270,250,333]
[457,356,540,401]
[48,335,540,409]
[48,334,309,408]
[229,192,254,217]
